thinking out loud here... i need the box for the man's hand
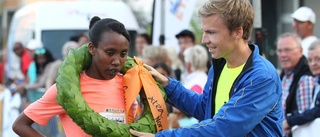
[144,64,169,87]
[282,120,291,135]
[130,129,155,137]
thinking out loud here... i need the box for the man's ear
[88,42,95,55]
[298,46,303,53]
[234,27,244,39]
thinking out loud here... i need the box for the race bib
[99,108,126,123]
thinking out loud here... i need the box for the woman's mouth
[108,69,120,75]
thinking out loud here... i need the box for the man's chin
[211,54,222,59]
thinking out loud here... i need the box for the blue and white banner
[152,0,197,53]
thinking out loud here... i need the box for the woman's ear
[88,42,95,55]
[186,62,192,73]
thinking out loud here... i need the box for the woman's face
[89,31,129,80]
[36,54,47,66]
[308,47,320,76]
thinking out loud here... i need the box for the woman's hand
[144,64,169,87]
[13,84,26,95]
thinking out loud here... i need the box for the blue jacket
[156,45,284,137]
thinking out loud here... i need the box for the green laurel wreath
[55,44,167,137]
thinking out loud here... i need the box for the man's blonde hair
[198,0,254,40]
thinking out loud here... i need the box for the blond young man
[130,0,283,136]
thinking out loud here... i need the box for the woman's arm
[12,112,45,137]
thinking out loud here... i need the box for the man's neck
[302,32,314,39]
[225,41,252,68]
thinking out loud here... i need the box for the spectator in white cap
[26,39,43,59]
[292,6,318,57]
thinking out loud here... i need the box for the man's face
[308,47,320,76]
[135,36,149,55]
[13,43,24,57]
[292,19,313,39]
[276,36,302,71]
[178,36,194,54]
[201,14,236,59]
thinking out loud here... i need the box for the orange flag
[123,57,168,131]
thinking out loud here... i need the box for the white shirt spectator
[302,36,317,57]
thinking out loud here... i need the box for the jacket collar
[211,44,257,71]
